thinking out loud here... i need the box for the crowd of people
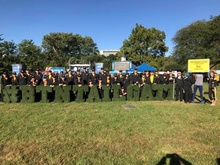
[1,67,218,105]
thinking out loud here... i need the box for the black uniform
[89,73,97,85]
[160,75,169,85]
[1,73,10,101]
[66,73,74,85]
[175,76,184,101]
[18,73,27,85]
[123,74,130,91]
[117,72,124,86]
[35,72,43,85]
[183,75,195,103]
[1,74,10,88]
[208,76,217,101]
[111,76,120,85]
[130,72,140,85]
[167,73,175,84]
[98,72,107,85]
[47,74,54,85]
[11,74,19,85]
[81,70,89,85]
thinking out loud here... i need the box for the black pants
[184,86,192,103]
[175,86,183,101]
[209,88,216,101]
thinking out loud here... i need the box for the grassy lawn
[0,100,220,165]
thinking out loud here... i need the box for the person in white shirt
[192,73,204,103]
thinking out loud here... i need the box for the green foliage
[2,86,20,103]
[73,85,87,102]
[54,86,72,103]
[2,85,176,103]
[127,85,140,101]
[19,86,36,103]
[0,39,19,73]
[86,85,101,102]
[18,40,44,70]
[36,86,53,103]
[139,85,153,101]
[102,85,112,102]
[111,84,125,101]
[42,33,98,67]
[120,24,168,65]
[173,15,220,68]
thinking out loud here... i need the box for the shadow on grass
[157,153,192,165]
[217,158,220,165]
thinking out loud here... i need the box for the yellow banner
[188,59,210,73]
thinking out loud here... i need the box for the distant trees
[18,39,44,70]
[0,33,100,73]
[119,24,168,66]
[172,15,220,69]
[42,33,99,67]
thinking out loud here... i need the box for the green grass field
[0,100,220,165]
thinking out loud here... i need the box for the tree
[172,15,220,69]
[79,36,99,55]
[42,33,99,67]
[18,39,45,70]
[120,24,168,65]
[0,38,18,73]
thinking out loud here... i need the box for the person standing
[1,72,10,101]
[175,71,184,102]
[81,67,89,85]
[192,73,204,103]
[130,68,140,85]
[207,71,217,106]
[11,72,19,86]
[34,69,43,86]
[183,73,196,103]
[18,71,27,85]
[89,69,98,85]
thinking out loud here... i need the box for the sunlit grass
[0,100,219,164]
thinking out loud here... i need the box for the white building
[99,49,119,57]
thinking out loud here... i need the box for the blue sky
[1,0,220,55]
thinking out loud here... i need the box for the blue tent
[127,64,137,73]
[137,62,156,72]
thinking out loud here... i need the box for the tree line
[1,15,219,74]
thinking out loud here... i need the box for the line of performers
[1,68,218,104]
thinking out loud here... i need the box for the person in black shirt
[1,72,10,87]
[1,72,10,101]
[59,75,66,86]
[34,69,43,85]
[11,72,19,86]
[47,71,54,86]
[89,69,98,85]
[29,76,37,86]
[183,73,196,103]
[25,69,32,85]
[123,73,130,91]
[155,71,161,84]
[117,70,124,86]
[18,71,27,85]
[98,68,107,85]
[207,70,217,106]
[81,67,89,85]
[130,68,139,85]
[111,75,120,85]
[161,74,169,85]
[66,70,74,85]
[175,71,184,101]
